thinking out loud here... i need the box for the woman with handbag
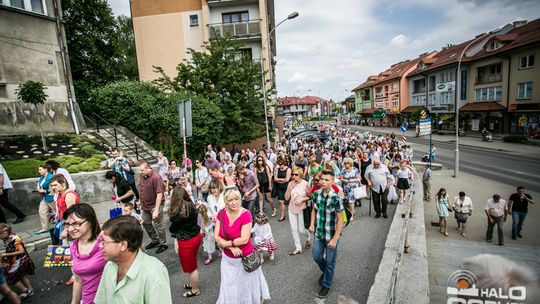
[435,188,450,236]
[285,167,311,256]
[195,160,210,201]
[255,156,276,217]
[169,187,202,298]
[34,163,55,235]
[339,158,361,221]
[214,187,270,304]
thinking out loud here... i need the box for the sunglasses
[292,173,300,176]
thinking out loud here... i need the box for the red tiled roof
[352,75,378,91]
[277,95,330,107]
[459,102,506,112]
[361,108,374,114]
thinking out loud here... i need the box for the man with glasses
[364,159,392,218]
[309,169,344,299]
[95,216,172,304]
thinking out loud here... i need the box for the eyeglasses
[101,239,118,246]
[292,173,300,176]
[64,219,88,229]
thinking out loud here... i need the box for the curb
[366,175,429,304]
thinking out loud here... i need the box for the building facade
[276,95,332,118]
[0,0,83,136]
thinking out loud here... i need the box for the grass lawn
[2,159,43,180]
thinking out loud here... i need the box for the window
[440,70,454,83]
[519,54,535,69]
[30,0,43,13]
[428,93,436,106]
[486,40,502,51]
[418,62,426,70]
[428,76,436,91]
[517,82,533,99]
[460,70,467,100]
[222,11,249,23]
[392,83,398,92]
[234,48,252,61]
[440,92,454,104]
[392,100,398,107]
[475,86,502,102]
[412,95,426,105]
[477,63,502,84]
[189,15,199,27]
[413,79,426,94]
[10,0,24,9]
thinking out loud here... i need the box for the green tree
[153,33,266,145]
[16,81,48,151]
[89,81,224,159]
[62,0,137,109]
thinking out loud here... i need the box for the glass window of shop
[510,113,539,135]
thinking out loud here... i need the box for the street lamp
[454,32,489,178]
[260,11,299,149]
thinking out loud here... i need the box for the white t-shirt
[396,168,412,179]
[453,196,473,213]
[0,163,13,189]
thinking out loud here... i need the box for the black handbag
[219,210,260,273]
[271,182,278,198]
[303,203,312,230]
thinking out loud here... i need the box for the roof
[352,75,378,91]
[372,51,437,86]
[361,108,374,114]
[459,102,506,112]
[401,106,425,113]
[408,18,540,77]
[277,95,331,107]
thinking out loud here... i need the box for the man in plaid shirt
[309,169,345,299]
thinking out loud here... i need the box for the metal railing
[90,112,145,162]
[208,20,261,39]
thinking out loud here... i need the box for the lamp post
[260,11,299,149]
[454,33,488,178]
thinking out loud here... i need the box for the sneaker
[13,215,26,224]
[269,252,275,261]
[517,234,523,238]
[511,235,517,240]
[34,229,49,235]
[155,244,168,254]
[204,258,213,265]
[145,240,160,250]
[375,214,381,218]
[317,287,330,298]
[383,213,388,218]
[486,239,492,243]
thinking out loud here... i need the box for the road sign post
[419,115,433,168]
[178,99,193,159]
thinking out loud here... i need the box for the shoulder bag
[219,210,260,273]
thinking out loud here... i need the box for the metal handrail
[91,112,145,162]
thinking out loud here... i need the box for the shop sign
[471,119,480,131]
[518,116,528,126]
[429,105,448,112]
[392,107,399,113]
[436,81,455,93]
[419,116,432,136]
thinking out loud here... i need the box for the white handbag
[353,185,368,200]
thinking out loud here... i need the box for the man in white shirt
[484,194,507,246]
[364,159,392,218]
[0,163,26,224]
[452,191,473,237]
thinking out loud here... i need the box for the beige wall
[467,57,509,107]
[131,0,201,17]
[133,12,204,81]
[509,47,540,104]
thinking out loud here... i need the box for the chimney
[512,20,527,28]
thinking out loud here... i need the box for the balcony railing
[209,20,261,39]
[476,74,502,84]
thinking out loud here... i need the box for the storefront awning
[361,108,374,114]
[401,106,425,113]
[459,102,506,112]
[508,103,540,112]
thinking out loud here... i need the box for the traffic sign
[419,116,432,136]
[400,124,407,132]
[374,109,386,119]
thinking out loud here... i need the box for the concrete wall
[0,5,84,135]
[509,46,540,104]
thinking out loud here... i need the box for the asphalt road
[14,202,396,304]
[404,137,540,194]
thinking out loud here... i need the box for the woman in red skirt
[169,187,202,298]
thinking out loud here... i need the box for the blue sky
[107,0,540,101]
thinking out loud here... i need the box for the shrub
[80,145,99,158]
[502,135,528,143]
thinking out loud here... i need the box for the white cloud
[390,34,409,46]
[287,72,307,83]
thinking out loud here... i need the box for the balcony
[209,20,261,40]
[207,0,258,7]
[475,74,502,85]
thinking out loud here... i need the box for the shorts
[456,212,469,223]
[177,233,202,273]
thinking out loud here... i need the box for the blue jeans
[512,211,527,237]
[312,236,339,288]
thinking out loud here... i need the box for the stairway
[92,127,157,164]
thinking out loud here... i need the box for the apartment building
[352,75,376,125]
[276,95,332,117]
[130,0,276,88]
[0,0,83,136]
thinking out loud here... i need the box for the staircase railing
[90,112,146,162]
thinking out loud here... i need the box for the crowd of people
[0,122,536,303]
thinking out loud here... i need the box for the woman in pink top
[285,167,312,255]
[64,204,106,304]
[214,188,270,304]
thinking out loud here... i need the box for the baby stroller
[482,130,493,142]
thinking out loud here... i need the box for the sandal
[278,216,286,222]
[183,289,200,298]
[289,249,302,256]
[305,241,311,249]
[19,289,34,299]
[204,258,213,265]
[183,284,192,289]
[271,209,277,217]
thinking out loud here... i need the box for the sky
[107,0,540,101]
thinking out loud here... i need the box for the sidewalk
[425,169,540,303]
[345,125,540,156]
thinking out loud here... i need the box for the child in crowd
[0,224,35,301]
[198,204,216,265]
[122,203,143,225]
[252,213,278,264]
